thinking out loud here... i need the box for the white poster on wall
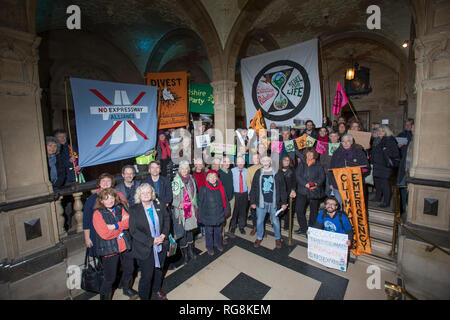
[241,38,323,129]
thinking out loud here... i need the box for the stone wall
[38,29,144,135]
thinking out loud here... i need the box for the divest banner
[332,166,372,256]
[189,84,214,114]
[307,227,349,271]
[145,72,188,129]
[70,77,158,168]
[241,38,322,129]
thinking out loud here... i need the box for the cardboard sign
[307,227,349,271]
[348,130,371,150]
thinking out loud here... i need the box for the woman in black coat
[279,156,296,230]
[129,183,170,300]
[370,125,400,208]
[198,170,228,256]
[295,148,325,234]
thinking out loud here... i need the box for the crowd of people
[45,115,414,300]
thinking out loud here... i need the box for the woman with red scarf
[156,130,172,177]
[317,127,329,144]
[198,170,229,255]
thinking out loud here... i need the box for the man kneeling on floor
[311,197,353,247]
[250,156,287,248]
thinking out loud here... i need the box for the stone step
[368,209,395,228]
[370,238,394,260]
[356,253,397,272]
[369,223,393,243]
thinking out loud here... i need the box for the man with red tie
[227,156,248,238]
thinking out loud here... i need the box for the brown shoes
[254,239,262,248]
[275,239,282,249]
[250,227,257,236]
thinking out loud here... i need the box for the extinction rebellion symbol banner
[241,38,322,129]
[70,77,158,167]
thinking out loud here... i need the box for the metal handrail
[390,186,450,257]
[384,281,418,300]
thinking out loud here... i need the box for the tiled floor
[75,223,397,300]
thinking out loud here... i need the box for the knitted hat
[206,169,219,177]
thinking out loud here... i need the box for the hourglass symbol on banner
[271,72,288,110]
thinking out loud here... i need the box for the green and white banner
[189,84,214,114]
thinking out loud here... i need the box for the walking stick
[288,197,294,246]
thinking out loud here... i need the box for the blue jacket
[314,209,354,241]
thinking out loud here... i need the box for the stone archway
[145,28,212,83]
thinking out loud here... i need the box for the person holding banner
[279,156,297,230]
[171,161,199,265]
[250,156,287,248]
[320,131,340,197]
[219,157,234,243]
[329,134,369,206]
[312,197,353,247]
[246,153,262,236]
[156,130,172,177]
[295,148,325,234]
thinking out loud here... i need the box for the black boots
[100,291,112,300]
[181,247,189,265]
[122,279,138,298]
[188,243,197,261]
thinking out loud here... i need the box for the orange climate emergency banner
[332,166,372,256]
[145,71,188,129]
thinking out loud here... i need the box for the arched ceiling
[36,0,199,74]
[250,0,412,55]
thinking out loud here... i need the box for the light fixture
[345,52,356,81]
[402,41,408,48]
[346,67,355,80]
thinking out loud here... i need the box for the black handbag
[170,207,185,240]
[81,248,104,293]
[382,147,399,168]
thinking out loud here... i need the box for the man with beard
[312,197,353,247]
[250,156,288,249]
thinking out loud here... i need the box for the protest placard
[195,134,210,148]
[307,227,348,271]
[347,130,371,149]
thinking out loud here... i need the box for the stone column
[396,0,450,300]
[0,1,69,299]
[211,80,237,146]
[0,26,59,260]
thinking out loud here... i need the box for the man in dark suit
[142,161,173,206]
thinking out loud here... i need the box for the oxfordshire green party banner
[189,84,214,114]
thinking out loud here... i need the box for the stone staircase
[262,203,398,272]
